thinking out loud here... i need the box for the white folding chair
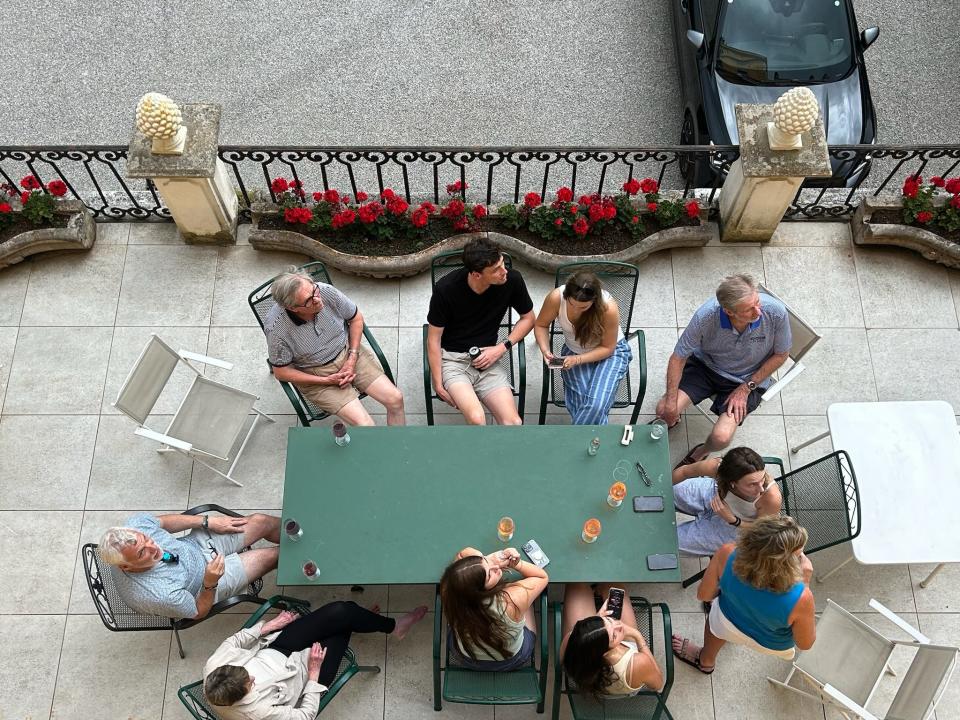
[113,334,274,487]
[768,599,958,720]
[692,283,821,422]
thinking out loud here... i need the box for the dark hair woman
[560,583,664,698]
[671,446,782,556]
[534,271,632,425]
[440,546,549,670]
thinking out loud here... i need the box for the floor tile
[684,414,789,468]
[670,246,765,325]
[211,245,308,327]
[807,543,916,614]
[0,325,16,411]
[761,246,864,327]
[916,613,960,720]
[116,245,219,326]
[782,415,832,470]
[0,414,97,509]
[86,414,194,509]
[128,221,183,244]
[0,261,30,325]
[0,614,65,720]
[397,270,432,328]
[328,266,401,327]
[868,328,960,409]
[94,221,130,245]
[855,245,959,328]
[397,326,432,416]
[204,325,295,415]
[632,250,678,328]
[637,326,684,416]
[389,584,436,613]
[287,584,390,613]
[0,510,81,613]
[910,562,960,612]
[950,268,960,323]
[4,325,112,413]
[663,611,717,720]
[100,325,210,414]
[20,244,126,325]
[767,221,851,247]
[51,614,170,720]
[778,328,878,415]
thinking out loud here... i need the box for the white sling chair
[693,283,821,421]
[769,599,958,720]
[113,334,274,487]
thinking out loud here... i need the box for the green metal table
[278,424,680,585]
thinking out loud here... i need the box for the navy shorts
[679,356,762,424]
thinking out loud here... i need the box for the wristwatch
[202,582,219,591]
[201,515,209,530]
[503,339,513,351]
[746,380,757,391]
[347,348,359,357]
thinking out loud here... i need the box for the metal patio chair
[178,594,380,719]
[247,261,395,426]
[552,597,675,720]
[422,250,527,424]
[537,261,647,424]
[433,586,549,712]
[82,504,268,659]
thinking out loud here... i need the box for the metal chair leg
[920,563,946,588]
[356,665,381,674]
[173,625,186,659]
[790,430,830,454]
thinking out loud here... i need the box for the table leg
[790,430,830,454]
[920,563,946,588]
[816,555,853,583]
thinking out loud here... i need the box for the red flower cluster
[356,191,369,202]
[358,202,384,224]
[946,178,960,194]
[647,202,659,212]
[685,200,700,218]
[0,202,11,214]
[640,178,659,194]
[572,217,589,236]
[446,180,467,194]
[441,198,466,219]
[411,208,430,227]
[916,211,933,223]
[585,195,617,223]
[902,175,922,199]
[387,196,409,216]
[556,187,574,203]
[952,195,960,210]
[524,192,542,209]
[47,180,68,197]
[473,204,487,219]
[284,206,312,224]
[622,178,641,196]
[20,175,41,191]
[331,208,356,229]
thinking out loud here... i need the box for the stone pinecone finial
[135,93,183,139]
[772,87,819,136]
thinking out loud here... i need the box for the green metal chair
[177,595,380,719]
[247,261,396,426]
[552,597,675,720]
[433,585,549,712]
[538,261,647,425]
[421,250,527,425]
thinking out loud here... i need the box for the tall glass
[332,422,351,447]
[607,482,627,508]
[649,419,668,441]
[498,516,515,542]
[284,519,303,542]
[581,518,602,543]
[587,437,600,456]
[302,560,320,582]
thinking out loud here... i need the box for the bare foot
[392,605,428,640]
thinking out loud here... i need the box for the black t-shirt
[427,268,534,351]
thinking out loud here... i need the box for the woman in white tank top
[534,271,632,425]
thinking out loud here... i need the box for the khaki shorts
[294,345,385,414]
[441,349,512,400]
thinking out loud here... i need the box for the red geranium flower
[312,192,324,202]
[931,176,946,188]
[631,215,640,224]
[579,194,595,206]
[0,202,12,213]
[47,180,67,197]
[916,211,933,223]
[441,198,466,218]
[355,191,369,202]
[951,194,960,209]
[945,179,960,194]
[523,192,542,209]
[411,208,430,227]
[19,175,41,191]
[556,187,574,203]
[569,204,579,214]
[603,204,617,220]
[381,188,396,201]
[902,179,920,198]
[473,204,487,219]
[572,217,589,236]
[419,201,437,214]
[647,202,658,212]
[20,191,30,205]
[554,218,564,226]
[622,178,641,196]
[446,180,467,194]
[324,189,340,204]
[387,197,409,216]
[270,177,289,194]
[358,202,383,224]
[453,217,469,231]
[331,209,356,229]
[588,204,605,222]
[283,206,312,224]
[640,178,659,194]
[685,200,700,218]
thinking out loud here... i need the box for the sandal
[671,634,715,675]
[674,443,706,470]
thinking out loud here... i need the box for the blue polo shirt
[675,293,791,387]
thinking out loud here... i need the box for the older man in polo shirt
[263,267,405,426]
[656,274,791,465]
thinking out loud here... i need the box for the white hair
[270,267,314,308]
[716,273,758,310]
[99,527,142,566]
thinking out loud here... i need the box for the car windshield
[715,0,855,84]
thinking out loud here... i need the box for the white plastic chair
[113,334,274,487]
[693,283,821,421]
[768,598,958,720]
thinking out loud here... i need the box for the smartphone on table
[606,587,626,620]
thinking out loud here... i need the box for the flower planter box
[248,202,714,278]
[852,196,960,270]
[0,201,96,270]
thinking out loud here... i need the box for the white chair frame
[113,334,274,487]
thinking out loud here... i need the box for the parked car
[671,0,879,187]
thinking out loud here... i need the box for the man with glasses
[656,274,791,466]
[263,268,405,426]
[427,238,535,425]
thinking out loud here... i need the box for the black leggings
[268,601,395,686]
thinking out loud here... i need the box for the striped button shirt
[264,283,358,368]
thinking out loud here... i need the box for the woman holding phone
[534,271,631,425]
[560,583,664,697]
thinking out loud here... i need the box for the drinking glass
[607,482,627,508]
[332,422,351,447]
[284,519,303,542]
[302,560,320,582]
[581,518,602,543]
[587,437,601,456]
[649,419,668,441]
[498,516,515,542]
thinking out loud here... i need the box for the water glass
[284,519,303,542]
[332,422,351,447]
[498,516,515,542]
[581,518,602,543]
[587,437,601,456]
[649,419,668,441]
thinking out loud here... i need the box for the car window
[700,0,720,40]
[715,0,855,84]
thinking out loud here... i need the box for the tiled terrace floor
[2,221,960,720]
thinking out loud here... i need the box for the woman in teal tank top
[672,516,816,674]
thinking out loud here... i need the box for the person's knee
[379,384,404,412]
[251,513,279,533]
[709,424,736,448]
[324,600,357,623]
[464,407,487,425]
[500,413,522,426]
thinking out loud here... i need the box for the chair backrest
[759,283,820,363]
[554,261,640,337]
[82,543,172,631]
[113,335,184,425]
[775,450,860,555]
[795,600,894,706]
[248,261,333,332]
[887,644,958,720]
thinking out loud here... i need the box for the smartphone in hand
[547,356,565,369]
[607,587,625,620]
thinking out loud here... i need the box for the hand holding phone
[606,587,625,620]
[547,356,565,369]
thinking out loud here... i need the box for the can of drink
[468,346,481,360]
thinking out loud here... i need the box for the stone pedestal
[127,104,237,244]
[719,104,831,242]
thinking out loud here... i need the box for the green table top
[278,424,680,585]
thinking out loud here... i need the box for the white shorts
[708,598,795,660]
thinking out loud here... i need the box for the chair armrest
[653,602,675,703]
[134,427,192,452]
[278,380,311,427]
[626,329,647,424]
[822,684,879,720]
[184,504,242,518]
[517,337,526,421]
[433,584,443,663]
[552,601,565,697]
[242,595,311,629]
[363,324,395,385]
[760,362,805,402]
[537,591,548,669]
[869,598,930,644]
[178,349,233,370]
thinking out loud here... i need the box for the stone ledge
[0,201,97,270]
[852,196,960,270]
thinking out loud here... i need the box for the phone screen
[548,357,565,368]
[607,587,625,620]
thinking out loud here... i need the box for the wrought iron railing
[2,144,959,222]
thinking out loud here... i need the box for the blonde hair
[732,516,807,593]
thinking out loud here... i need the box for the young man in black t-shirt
[426,238,536,425]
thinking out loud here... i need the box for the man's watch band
[503,339,513,351]
[347,348,359,356]
[201,515,209,530]
[202,582,219,591]
[746,380,757,391]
